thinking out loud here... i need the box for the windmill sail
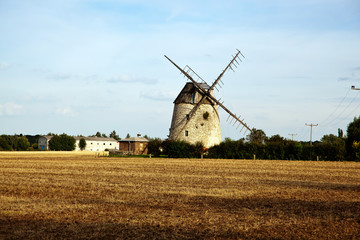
[209,49,244,92]
[165,49,252,134]
[184,65,206,84]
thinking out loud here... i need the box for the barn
[118,136,149,155]
[38,135,119,152]
[74,137,118,152]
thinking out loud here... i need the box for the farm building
[74,137,118,151]
[38,135,53,150]
[118,136,149,155]
[38,136,119,151]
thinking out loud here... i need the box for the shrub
[148,138,163,157]
[79,138,86,151]
[346,116,360,160]
[0,136,12,151]
[49,134,76,151]
[17,136,30,151]
[164,140,195,158]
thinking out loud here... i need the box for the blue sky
[1,0,360,141]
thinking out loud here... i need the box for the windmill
[165,49,252,148]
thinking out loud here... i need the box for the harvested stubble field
[0,152,359,240]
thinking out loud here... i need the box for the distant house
[38,135,119,151]
[38,136,53,150]
[75,137,118,152]
[118,137,149,155]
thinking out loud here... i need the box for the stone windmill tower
[165,49,252,148]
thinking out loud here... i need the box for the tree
[31,142,38,150]
[147,138,163,157]
[49,135,62,150]
[95,132,102,137]
[125,133,131,139]
[109,130,119,140]
[2,135,28,151]
[266,134,285,143]
[79,138,86,151]
[322,134,340,143]
[16,136,30,151]
[314,134,346,161]
[338,128,344,138]
[165,140,194,158]
[49,134,76,151]
[8,135,18,150]
[247,129,266,144]
[284,141,303,160]
[61,134,76,151]
[0,135,12,151]
[346,116,360,161]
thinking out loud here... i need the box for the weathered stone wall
[169,102,221,148]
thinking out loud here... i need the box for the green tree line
[48,134,76,151]
[0,130,121,151]
[0,134,31,151]
[147,116,360,161]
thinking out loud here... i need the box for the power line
[293,124,308,142]
[329,90,360,128]
[320,88,351,126]
[322,89,359,128]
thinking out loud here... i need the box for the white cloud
[48,72,77,80]
[140,90,177,101]
[0,62,10,70]
[0,0,359,139]
[108,75,158,85]
[55,107,76,117]
[0,102,24,116]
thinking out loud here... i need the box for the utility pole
[351,85,360,90]
[288,133,297,141]
[305,123,318,145]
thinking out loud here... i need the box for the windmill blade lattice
[209,49,244,92]
[164,49,252,134]
[183,65,206,85]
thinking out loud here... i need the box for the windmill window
[186,114,189,120]
[191,92,195,104]
[203,111,209,120]
[185,130,189,136]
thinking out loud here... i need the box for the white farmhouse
[75,137,118,152]
[38,135,119,151]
